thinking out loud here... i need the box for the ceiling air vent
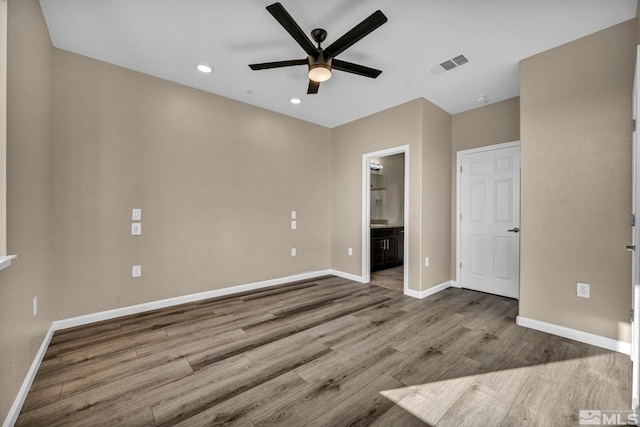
[452,54,469,66]
[429,54,470,76]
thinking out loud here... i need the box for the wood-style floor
[370,266,404,293]
[17,276,631,426]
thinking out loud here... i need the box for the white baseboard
[330,269,366,283]
[329,272,452,301]
[516,315,631,355]
[3,269,333,427]
[3,324,55,427]
[450,280,461,288]
[54,270,332,331]
[404,280,452,299]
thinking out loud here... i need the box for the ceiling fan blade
[266,2,318,57]
[307,80,320,94]
[249,59,308,70]
[323,10,387,58]
[332,59,382,78]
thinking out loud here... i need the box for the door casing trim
[362,145,409,294]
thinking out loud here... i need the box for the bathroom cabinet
[371,227,403,271]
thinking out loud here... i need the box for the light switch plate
[291,220,297,230]
[348,248,353,256]
[132,208,142,220]
[291,248,296,257]
[132,265,142,278]
[291,210,297,219]
[131,223,142,235]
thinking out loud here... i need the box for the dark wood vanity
[371,226,404,271]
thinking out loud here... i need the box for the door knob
[627,245,636,251]
[507,227,520,233]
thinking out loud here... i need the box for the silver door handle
[627,245,636,251]
[507,227,520,233]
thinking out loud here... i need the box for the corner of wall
[2,0,54,422]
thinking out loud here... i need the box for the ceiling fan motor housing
[308,52,332,82]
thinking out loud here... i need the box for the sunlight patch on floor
[378,356,615,426]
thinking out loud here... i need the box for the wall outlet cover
[348,248,353,256]
[291,220,297,230]
[291,248,297,257]
[291,210,297,219]
[577,282,590,298]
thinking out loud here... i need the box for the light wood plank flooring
[17,276,631,426]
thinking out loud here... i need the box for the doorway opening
[362,146,409,294]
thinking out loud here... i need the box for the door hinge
[631,309,635,323]
[459,262,462,269]
[632,213,636,227]
[460,165,462,173]
[460,213,462,221]
[634,119,637,132]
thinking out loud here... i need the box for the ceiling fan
[249,2,388,94]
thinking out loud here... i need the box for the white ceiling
[38,0,637,128]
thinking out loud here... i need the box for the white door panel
[459,144,520,299]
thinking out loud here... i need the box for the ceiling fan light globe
[308,64,332,82]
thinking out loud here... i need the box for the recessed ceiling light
[196,64,213,73]
[290,98,302,105]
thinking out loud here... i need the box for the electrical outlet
[291,248,296,257]
[425,257,430,267]
[291,220,297,230]
[348,248,353,256]
[132,265,142,278]
[131,223,142,235]
[33,296,37,317]
[577,282,590,298]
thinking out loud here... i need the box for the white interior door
[459,143,521,299]
[630,45,640,417]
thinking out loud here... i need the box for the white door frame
[455,140,521,289]
[631,44,640,418]
[362,145,409,294]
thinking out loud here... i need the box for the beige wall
[520,19,635,342]
[331,99,423,290]
[636,7,640,44]
[421,99,452,290]
[330,98,452,292]
[450,98,520,278]
[51,49,332,319]
[0,0,6,256]
[0,0,53,420]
